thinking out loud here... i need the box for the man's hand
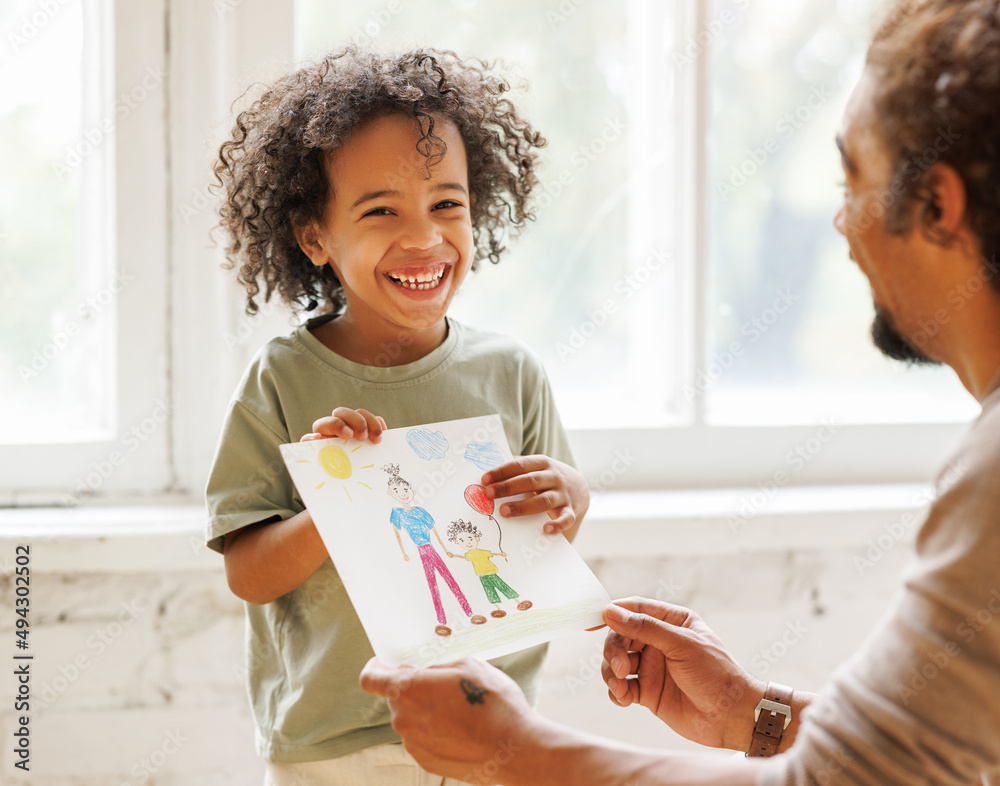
[481,456,589,536]
[300,407,386,443]
[360,657,543,782]
[602,597,766,752]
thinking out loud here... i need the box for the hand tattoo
[460,678,489,705]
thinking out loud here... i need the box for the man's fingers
[359,658,418,699]
[359,657,396,697]
[609,596,701,629]
[604,603,697,658]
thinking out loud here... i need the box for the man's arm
[360,656,764,786]
[602,599,816,755]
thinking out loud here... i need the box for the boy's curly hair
[447,518,481,544]
[214,46,546,315]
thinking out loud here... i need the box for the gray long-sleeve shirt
[758,373,1000,786]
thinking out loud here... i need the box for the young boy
[205,47,589,785]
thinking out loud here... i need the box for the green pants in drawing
[479,574,518,604]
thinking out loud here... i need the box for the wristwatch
[747,682,793,758]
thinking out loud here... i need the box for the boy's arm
[224,407,387,605]
[223,510,329,605]
[481,457,589,542]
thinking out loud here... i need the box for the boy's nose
[398,215,443,250]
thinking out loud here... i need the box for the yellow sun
[298,440,374,500]
[319,445,352,479]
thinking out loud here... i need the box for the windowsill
[0,483,928,572]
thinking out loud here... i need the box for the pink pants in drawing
[417,544,472,624]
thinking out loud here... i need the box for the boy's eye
[433,200,463,210]
[363,207,393,217]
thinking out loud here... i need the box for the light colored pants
[264,742,494,786]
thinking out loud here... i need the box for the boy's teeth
[389,267,445,290]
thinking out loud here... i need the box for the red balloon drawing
[464,484,494,516]
[464,484,506,561]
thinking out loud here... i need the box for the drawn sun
[295,439,375,501]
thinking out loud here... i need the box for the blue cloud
[464,441,506,471]
[406,428,449,461]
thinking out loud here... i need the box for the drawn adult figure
[445,519,532,618]
[383,464,486,636]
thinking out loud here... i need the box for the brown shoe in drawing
[490,610,506,618]
[517,600,533,611]
[470,615,487,625]
[434,625,452,636]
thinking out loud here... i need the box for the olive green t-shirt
[205,316,575,763]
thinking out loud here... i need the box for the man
[360,0,1000,782]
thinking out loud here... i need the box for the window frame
[0,0,972,505]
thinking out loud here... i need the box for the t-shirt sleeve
[756,420,1000,786]
[204,399,301,554]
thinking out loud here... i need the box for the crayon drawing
[280,414,610,667]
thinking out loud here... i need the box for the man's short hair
[866,0,1000,283]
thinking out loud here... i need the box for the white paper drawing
[280,414,610,667]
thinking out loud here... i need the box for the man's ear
[292,219,330,267]
[919,163,967,246]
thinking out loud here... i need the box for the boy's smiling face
[296,113,474,362]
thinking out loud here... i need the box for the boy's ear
[292,219,330,267]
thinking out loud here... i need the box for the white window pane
[295,1,676,425]
[0,0,115,444]
[706,0,976,425]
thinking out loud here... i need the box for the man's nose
[833,204,846,236]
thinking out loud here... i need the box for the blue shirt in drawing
[390,506,436,546]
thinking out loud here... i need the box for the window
[294,0,972,489]
[0,1,972,503]
[1,0,114,444]
[0,0,171,499]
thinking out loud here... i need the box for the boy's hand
[301,408,386,443]
[481,456,589,536]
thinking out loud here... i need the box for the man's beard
[871,303,939,365]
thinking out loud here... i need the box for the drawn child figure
[205,47,590,785]
[446,518,532,618]
[382,464,486,635]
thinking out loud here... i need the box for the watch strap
[747,682,793,758]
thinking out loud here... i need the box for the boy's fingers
[543,506,574,533]
[331,407,369,439]
[312,409,387,442]
[498,491,561,518]
[481,456,548,485]
[486,470,551,499]
[311,417,353,438]
[357,409,384,442]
